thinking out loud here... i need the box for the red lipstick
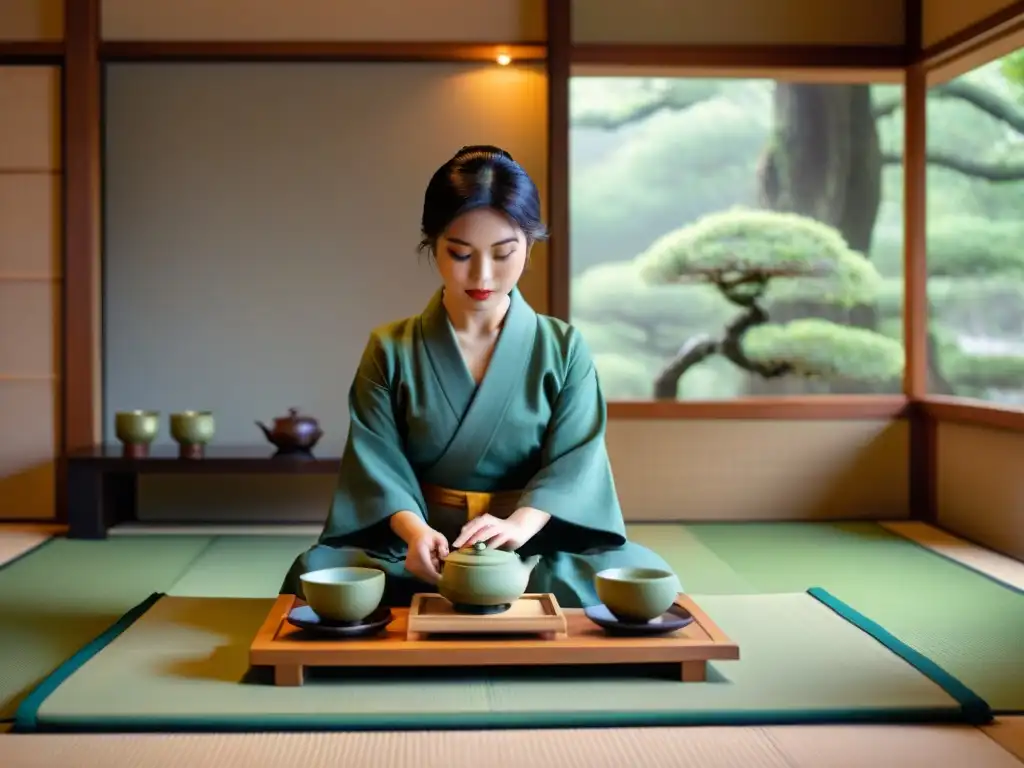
[465,289,493,301]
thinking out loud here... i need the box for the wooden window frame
[2,0,1023,524]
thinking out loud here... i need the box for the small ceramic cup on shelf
[114,410,161,458]
[169,410,215,459]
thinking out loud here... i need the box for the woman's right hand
[405,527,450,584]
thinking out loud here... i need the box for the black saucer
[286,605,393,637]
[584,603,695,636]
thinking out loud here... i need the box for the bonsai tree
[634,208,904,399]
[570,62,1024,401]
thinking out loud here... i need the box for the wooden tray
[250,593,740,686]
[406,593,568,640]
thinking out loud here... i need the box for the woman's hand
[453,507,550,551]
[405,527,450,584]
[453,514,524,551]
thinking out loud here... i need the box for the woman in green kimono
[280,144,675,608]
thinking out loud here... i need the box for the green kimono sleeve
[517,330,628,554]
[317,332,427,550]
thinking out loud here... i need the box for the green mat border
[0,535,57,723]
[805,587,992,723]
[11,587,993,733]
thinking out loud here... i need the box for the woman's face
[434,207,530,311]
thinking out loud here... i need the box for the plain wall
[0,66,62,520]
[101,60,548,477]
[129,419,909,524]
[936,423,1024,561]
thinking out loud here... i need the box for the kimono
[279,285,675,609]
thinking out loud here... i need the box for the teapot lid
[443,541,515,567]
[277,407,315,422]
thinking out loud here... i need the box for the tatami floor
[0,520,1021,768]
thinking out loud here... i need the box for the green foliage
[943,351,1024,389]
[572,319,650,356]
[590,349,747,400]
[571,260,731,327]
[742,319,905,382]
[935,280,1022,331]
[876,316,904,342]
[570,78,726,127]
[926,216,1024,277]
[999,50,1024,93]
[569,69,1024,400]
[590,351,661,400]
[872,277,903,320]
[763,262,879,307]
[570,261,736,362]
[876,275,1024,328]
[637,208,883,306]
[866,221,904,279]
[570,83,768,276]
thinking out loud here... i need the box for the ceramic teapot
[437,541,541,614]
[255,408,323,454]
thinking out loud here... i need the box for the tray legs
[681,660,707,682]
[269,659,706,685]
[274,664,304,686]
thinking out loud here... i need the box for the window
[569,75,906,400]
[925,51,1024,405]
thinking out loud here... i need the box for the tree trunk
[760,83,881,252]
[750,83,883,395]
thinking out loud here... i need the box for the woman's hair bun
[455,144,514,162]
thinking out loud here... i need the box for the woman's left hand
[452,514,528,551]
[453,506,552,551]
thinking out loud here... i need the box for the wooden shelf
[68,444,340,474]
[65,444,340,540]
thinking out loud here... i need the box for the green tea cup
[299,566,385,623]
[594,566,682,623]
[114,410,160,444]
[169,410,216,445]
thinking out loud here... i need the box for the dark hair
[418,144,548,254]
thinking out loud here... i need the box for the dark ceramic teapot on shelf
[256,408,324,457]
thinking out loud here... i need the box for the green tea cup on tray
[299,566,385,623]
[594,566,682,623]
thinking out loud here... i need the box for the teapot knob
[472,541,486,552]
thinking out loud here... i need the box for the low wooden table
[250,593,740,686]
[65,444,341,538]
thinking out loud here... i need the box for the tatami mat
[0,723,1021,768]
[109,523,321,537]
[0,532,51,567]
[882,522,1024,592]
[1,521,1022,767]
[0,536,214,719]
[677,522,1024,712]
[21,591,976,732]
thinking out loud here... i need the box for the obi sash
[420,483,521,521]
